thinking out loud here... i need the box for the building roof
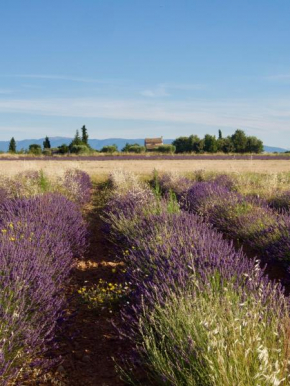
[145,137,163,144]
[144,137,163,150]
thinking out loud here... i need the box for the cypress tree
[8,137,16,153]
[218,130,223,139]
[81,125,89,145]
[74,129,82,145]
[43,136,51,149]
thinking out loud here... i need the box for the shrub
[127,145,145,153]
[104,182,290,385]
[100,145,118,153]
[28,144,42,155]
[155,144,176,153]
[269,190,290,211]
[57,144,69,154]
[42,148,52,156]
[0,193,88,382]
[70,144,90,154]
[62,169,92,205]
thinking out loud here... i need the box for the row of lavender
[104,171,290,385]
[0,170,91,383]
[155,172,290,269]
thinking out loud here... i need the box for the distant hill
[0,137,288,153]
[263,145,289,153]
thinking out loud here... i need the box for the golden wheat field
[0,158,290,179]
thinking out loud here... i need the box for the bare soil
[54,185,129,386]
[22,184,131,386]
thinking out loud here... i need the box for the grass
[139,278,290,386]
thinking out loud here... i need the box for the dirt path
[51,183,129,386]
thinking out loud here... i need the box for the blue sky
[0,0,290,146]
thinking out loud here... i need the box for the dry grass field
[0,158,290,179]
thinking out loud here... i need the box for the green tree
[8,137,16,153]
[122,142,141,152]
[69,130,82,152]
[172,137,190,153]
[156,144,176,154]
[81,125,89,145]
[57,144,69,154]
[203,134,218,153]
[231,129,248,153]
[100,144,118,153]
[218,130,223,139]
[245,136,263,153]
[43,136,51,149]
[74,130,82,145]
[188,135,202,153]
[28,144,42,155]
[217,137,234,153]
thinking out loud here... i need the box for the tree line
[7,127,264,155]
[8,126,92,155]
[172,130,263,154]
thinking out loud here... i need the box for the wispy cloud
[140,85,170,98]
[265,74,290,81]
[0,89,14,94]
[2,74,123,85]
[0,97,289,133]
[140,82,206,98]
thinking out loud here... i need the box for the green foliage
[69,127,92,153]
[121,143,145,153]
[204,134,218,153]
[28,144,42,155]
[231,129,248,153]
[246,136,264,153]
[43,136,51,149]
[8,137,16,153]
[78,278,130,312]
[100,144,118,153]
[42,148,52,156]
[81,125,89,145]
[70,145,91,154]
[156,144,176,153]
[139,279,290,386]
[69,129,82,151]
[128,145,146,153]
[217,136,235,153]
[173,129,263,154]
[172,135,202,153]
[39,170,51,192]
[172,136,189,153]
[57,144,69,154]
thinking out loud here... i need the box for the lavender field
[1,168,290,385]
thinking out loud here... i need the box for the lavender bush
[0,169,92,206]
[269,190,290,211]
[104,177,290,385]
[0,193,88,383]
[62,169,92,205]
[163,177,290,265]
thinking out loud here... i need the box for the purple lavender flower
[0,193,88,383]
[63,169,92,205]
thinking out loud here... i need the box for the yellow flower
[1,229,7,234]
